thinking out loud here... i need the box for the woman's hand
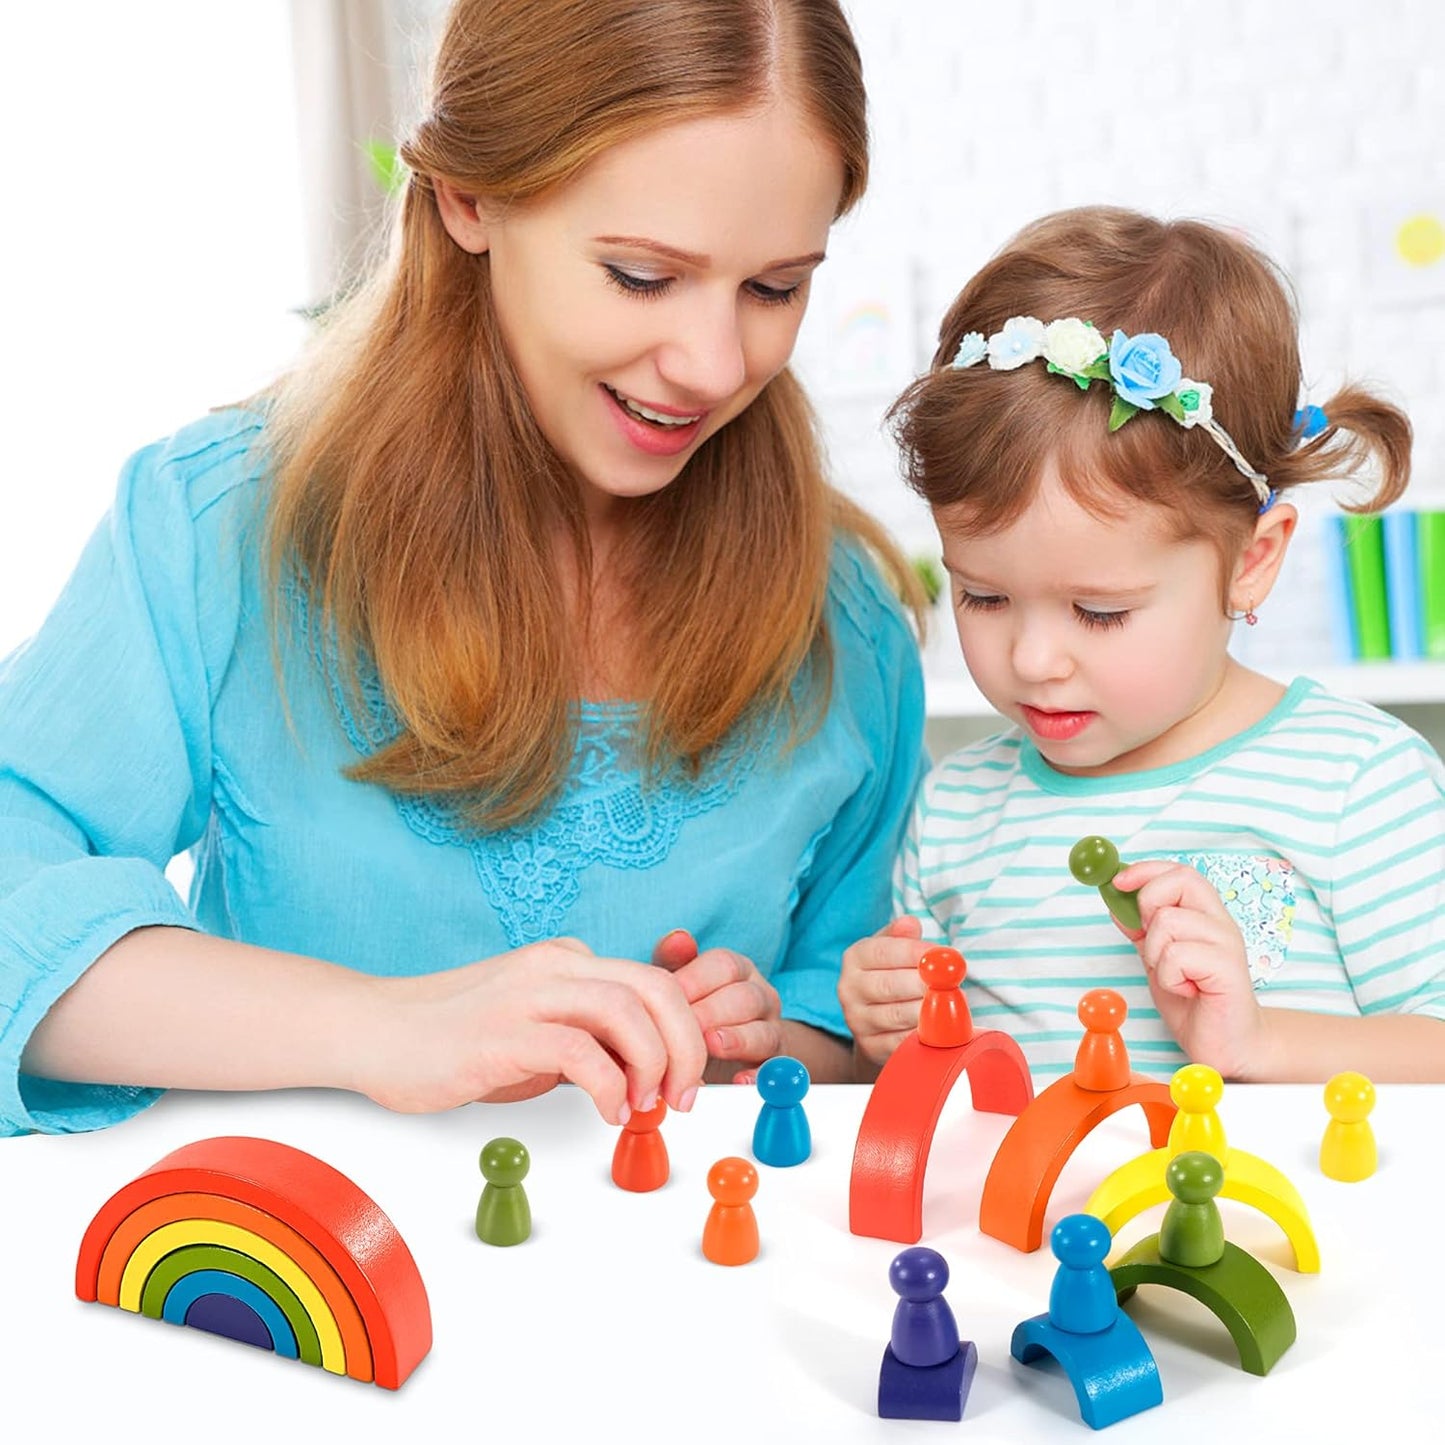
[353,938,707,1124]
[1111,860,1269,1078]
[652,928,785,1075]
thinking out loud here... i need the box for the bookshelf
[922,661,1445,720]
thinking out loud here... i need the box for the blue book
[1325,513,1358,662]
[1382,509,1422,659]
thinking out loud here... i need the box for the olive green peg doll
[1159,1151,1226,1268]
[1069,835,1142,932]
[475,1136,532,1246]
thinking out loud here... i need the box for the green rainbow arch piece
[1111,1236,1296,1376]
[140,1245,322,1368]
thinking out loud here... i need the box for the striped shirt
[895,677,1445,1080]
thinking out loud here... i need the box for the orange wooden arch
[978,1075,1175,1253]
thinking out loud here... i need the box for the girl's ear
[434,179,491,254]
[1229,500,1298,613]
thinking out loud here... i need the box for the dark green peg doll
[475,1136,532,1246]
[1159,1151,1225,1268]
[1069,835,1142,932]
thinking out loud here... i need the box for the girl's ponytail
[1270,384,1412,513]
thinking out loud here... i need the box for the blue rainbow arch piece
[162,1271,300,1358]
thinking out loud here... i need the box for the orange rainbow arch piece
[75,1136,432,1389]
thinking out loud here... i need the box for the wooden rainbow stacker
[75,1135,432,1389]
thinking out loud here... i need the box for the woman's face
[441,102,844,525]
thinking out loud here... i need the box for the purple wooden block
[878,1341,978,1421]
[185,1294,274,1351]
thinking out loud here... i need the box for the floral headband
[950,317,1275,510]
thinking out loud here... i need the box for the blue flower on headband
[952,331,987,368]
[1294,404,1328,440]
[1109,331,1183,410]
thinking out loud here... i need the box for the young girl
[0,0,926,1138]
[840,205,1445,1084]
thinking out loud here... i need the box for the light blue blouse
[0,409,926,1135]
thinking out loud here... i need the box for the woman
[2,0,925,1137]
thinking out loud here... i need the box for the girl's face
[938,462,1241,776]
[441,102,843,529]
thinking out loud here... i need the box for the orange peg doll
[1074,989,1130,1092]
[703,1157,759,1266]
[917,947,974,1048]
[612,1099,669,1192]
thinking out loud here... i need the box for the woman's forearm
[1240,1007,1445,1083]
[20,925,372,1093]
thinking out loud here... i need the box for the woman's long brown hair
[263,0,920,829]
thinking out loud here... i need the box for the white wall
[0,2,309,651]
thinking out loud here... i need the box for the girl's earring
[1228,599,1259,626]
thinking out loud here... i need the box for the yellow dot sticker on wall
[1395,213,1445,268]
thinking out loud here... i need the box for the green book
[1420,510,1445,661]
[1340,515,1391,661]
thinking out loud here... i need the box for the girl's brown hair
[890,206,1411,592]
[262,0,918,829]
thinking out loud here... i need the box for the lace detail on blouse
[291,585,763,946]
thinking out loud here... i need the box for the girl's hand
[353,938,707,1125]
[837,915,930,1068]
[651,928,785,1072]
[1111,860,1269,1078]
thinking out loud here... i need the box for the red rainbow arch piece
[75,1136,431,1389]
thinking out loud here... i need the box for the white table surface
[3,1081,1437,1442]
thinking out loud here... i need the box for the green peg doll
[475,1136,532,1246]
[1159,1151,1225,1268]
[1069,835,1142,932]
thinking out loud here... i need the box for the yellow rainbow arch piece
[117,1218,348,1372]
[1087,1065,1320,1273]
[1086,1144,1320,1273]
[76,1136,432,1389]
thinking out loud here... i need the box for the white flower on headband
[952,331,987,368]
[1172,380,1213,428]
[1042,318,1108,380]
[987,316,1046,370]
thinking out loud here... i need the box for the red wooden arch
[850,1030,1033,1242]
